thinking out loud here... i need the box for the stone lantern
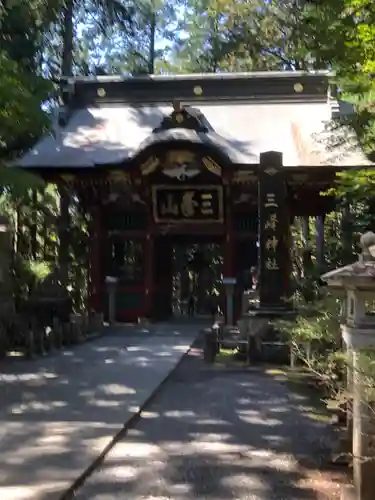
[321,232,375,500]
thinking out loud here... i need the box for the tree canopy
[0,0,373,182]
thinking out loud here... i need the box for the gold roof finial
[173,100,183,112]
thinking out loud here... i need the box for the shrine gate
[16,71,372,322]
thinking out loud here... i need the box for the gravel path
[74,345,344,500]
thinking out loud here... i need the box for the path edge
[59,333,200,500]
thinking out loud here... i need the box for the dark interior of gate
[17,71,365,324]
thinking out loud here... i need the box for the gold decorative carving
[173,101,183,112]
[233,171,257,184]
[175,113,184,123]
[202,156,221,176]
[194,85,203,96]
[152,185,224,224]
[291,173,309,184]
[264,167,278,176]
[131,193,146,204]
[61,174,75,183]
[234,193,252,205]
[140,156,160,176]
[108,170,131,183]
[165,150,195,166]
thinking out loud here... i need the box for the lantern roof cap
[321,232,375,288]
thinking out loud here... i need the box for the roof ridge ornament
[152,102,213,133]
[172,100,183,112]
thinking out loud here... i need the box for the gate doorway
[152,235,224,321]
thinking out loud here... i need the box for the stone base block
[52,317,63,349]
[25,330,34,359]
[330,432,352,466]
[88,312,103,333]
[69,314,84,343]
[62,322,71,344]
[0,324,7,357]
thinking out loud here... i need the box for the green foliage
[356,350,375,401]
[0,169,44,198]
[168,0,375,160]
[275,292,347,395]
[277,295,341,345]
[333,169,375,200]
[0,52,52,157]
[0,0,62,72]
[0,0,59,159]
[25,260,52,283]
[302,0,375,154]
[71,0,181,75]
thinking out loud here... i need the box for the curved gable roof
[16,101,372,169]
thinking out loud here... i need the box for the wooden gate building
[17,71,373,322]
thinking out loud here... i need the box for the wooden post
[144,233,154,318]
[58,184,70,287]
[258,151,291,309]
[144,183,156,320]
[224,233,233,277]
[88,207,102,312]
[315,214,325,268]
[223,184,234,323]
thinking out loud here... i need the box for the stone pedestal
[341,326,375,500]
[88,312,103,333]
[242,289,258,315]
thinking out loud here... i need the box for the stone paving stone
[75,346,340,500]
[0,324,200,500]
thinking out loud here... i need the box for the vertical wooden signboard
[258,151,291,309]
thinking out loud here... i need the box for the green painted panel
[105,239,144,281]
[115,291,144,310]
[107,212,147,231]
[234,215,258,232]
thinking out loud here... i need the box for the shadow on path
[75,344,345,500]
[0,324,201,500]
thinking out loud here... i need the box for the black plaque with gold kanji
[152,186,224,223]
[258,152,291,309]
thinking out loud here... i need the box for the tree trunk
[59,1,74,286]
[315,215,325,268]
[341,202,352,265]
[148,1,156,74]
[61,0,74,77]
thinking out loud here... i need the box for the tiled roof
[17,100,372,169]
